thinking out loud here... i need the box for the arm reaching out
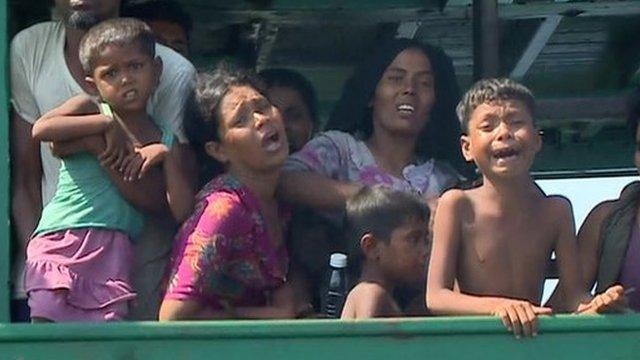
[278,171,362,211]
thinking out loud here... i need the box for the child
[159,65,308,320]
[426,78,624,338]
[574,86,640,311]
[341,186,430,319]
[26,18,187,322]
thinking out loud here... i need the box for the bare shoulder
[542,194,573,214]
[439,188,473,209]
[349,282,391,300]
[347,282,399,318]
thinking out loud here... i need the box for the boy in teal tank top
[25,18,190,322]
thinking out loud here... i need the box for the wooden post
[473,0,499,79]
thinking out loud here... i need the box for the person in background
[10,0,196,321]
[259,68,319,153]
[27,18,190,322]
[427,78,625,338]
[341,186,430,319]
[570,86,640,311]
[277,38,467,313]
[279,38,467,213]
[123,0,192,58]
[160,64,310,320]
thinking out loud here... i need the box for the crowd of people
[8,0,639,337]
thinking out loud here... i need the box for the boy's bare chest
[460,213,554,267]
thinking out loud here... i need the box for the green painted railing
[0,315,638,359]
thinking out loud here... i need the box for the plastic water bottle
[324,253,348,318]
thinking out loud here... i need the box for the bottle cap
[329,253,347,268]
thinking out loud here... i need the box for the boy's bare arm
[32,95,112,142]
[427,189,499,315]
[550,196,590,312]
[546,200,614,308]
[577,201,615,291]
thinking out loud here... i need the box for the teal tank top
[35,127,174,240]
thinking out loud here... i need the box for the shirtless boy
[426,78,624,338]
[342,186,430,319]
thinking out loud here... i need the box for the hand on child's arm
[119,143,169,182]
[49,134,105,158]
[40,94,98,118]
[491,299,552,338]
[576,285,626,314]
[99,122,133,170]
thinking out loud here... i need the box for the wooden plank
[536,95,627,120]
[395,21,422,38]
[511,15,562,79]
[184,1,640,26]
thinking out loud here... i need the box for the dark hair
[627,86,640,138]
[457,78,536,132]
[122,0,192,38]
[79,17,156,74]
[326,38,471,178]
[258,68,318,130]
[344,185,430,267]
[184,63,265,184]
[259,68,319,129]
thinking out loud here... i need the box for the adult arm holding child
[32,96,169,214]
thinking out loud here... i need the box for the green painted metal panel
[0,315,639,359]
[0,0,9,323]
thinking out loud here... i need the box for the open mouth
[262,130,283,152]
[492,147,519,161]
[397,103,415,115]
[123,90,138,101]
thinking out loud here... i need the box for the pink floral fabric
[164,174,289,309]
[284,130,460,198]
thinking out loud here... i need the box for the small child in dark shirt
[341,186,430,319]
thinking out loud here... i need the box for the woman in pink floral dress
[159,65,304,320]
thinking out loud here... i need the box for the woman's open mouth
[261,130,283,152]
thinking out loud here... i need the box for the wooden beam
[255,22,279,71]
[536,95,627,122]
[395,21,422,38]
[510,15,562,80]
[184,1,640,26]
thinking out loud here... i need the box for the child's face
[461,99,541,179]
[378,217,430,286]
[207,85,288,172]
[371,48,435,139]
[266,85,314,153]
[87,42,161,114]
